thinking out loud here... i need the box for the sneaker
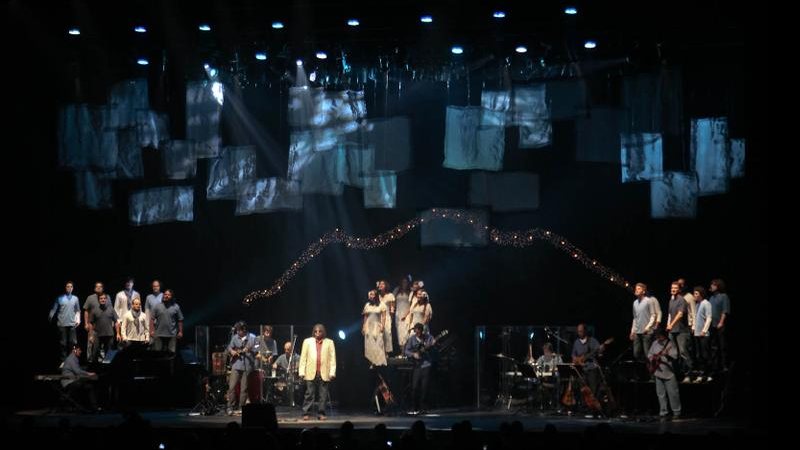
[681,376,692,383]
[692,376,703,384]
[227,409,234,416]
[705,376,713,382]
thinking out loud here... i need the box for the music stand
[556,363,578,378]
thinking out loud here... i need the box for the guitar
[647,341,673,374]
[229,344,253,364]
[572,338,614,366]
[377,373,395,405]
[414,330,449,357]
[561,377,576,407]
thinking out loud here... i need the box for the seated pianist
[62,344,99,411]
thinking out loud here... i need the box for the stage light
[296,59,303,67]
[204,63,218,78]
[515,45,527,53]
[198,24,211,31]
[479,330,485,340]
[272,21,284,29]
[584,40,597,49]
[255,52,267,61]
[68,28,80,36]
[211,82,224,106]
[565,7,578,15]
[134,26,147,33]
[316,51,327,60]
[493,11,506,18]
[420,15,433,23]
[136,58,149,66]
[338,330,346,340]
[347,18,360,26]
[451,46,464,55]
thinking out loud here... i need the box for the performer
[120,297,149,347]
[377,280,395,354]
[693,286,714,382]
[535,342,563,408]
[82,282,105,363]
[570,324,606,404]
[393,276,412,348]
[114,277,141,326]
[149,289,184,353]
[708,278,731,372]
[666,281,692,380]
[404,323,435,415]
[299,324,336,420]
[630,283,657,362]
[226,321,256,415]
[61,345,98,410]
[363,289,388,367]
[648,328,681,419]
[48,281,81,360]
[404,289,433,334]
[256,325,278,368]
[274,341,300,376]
[87,293,119,363]
[273,341,300,405]
[535,342,563,375]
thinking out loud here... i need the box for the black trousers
[411,365,431,411]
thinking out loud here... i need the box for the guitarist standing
[226,321,256,415]
[648,328,681,419]
[404,322,435,415]
[570,324,606,405]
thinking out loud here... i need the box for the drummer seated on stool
[272,341,300,404]
[535,342,563,408]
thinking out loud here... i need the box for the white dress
[379,292,395,353]
[363,302,387,366]
[406,299,433,333]
[394,289,411,347]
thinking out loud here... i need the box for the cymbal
[491,353,517,361]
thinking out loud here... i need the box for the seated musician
[61,345,99,410]
[270,341,300,404]
[536,342,563,376]
[274,341,300,376]
[535,342,563,407]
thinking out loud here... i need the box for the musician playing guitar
[570,323,610,415]
[403,322,435,415]
[225,321,257,416]
[647,328,681,419]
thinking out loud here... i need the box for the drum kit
[202,350,303,412]
[491,353,564,411]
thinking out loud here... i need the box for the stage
[12,405,754,435]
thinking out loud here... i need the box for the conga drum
[233,370,263,404]
[212,352,226,376]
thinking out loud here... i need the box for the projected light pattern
[244,208,632,303]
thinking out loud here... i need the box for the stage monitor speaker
[242,403,277,430]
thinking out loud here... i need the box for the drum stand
[190,376,225,416]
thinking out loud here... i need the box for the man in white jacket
[298,323,336,420]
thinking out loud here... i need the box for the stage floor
[13,406,755,436]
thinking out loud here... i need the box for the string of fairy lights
[243,208,632,304]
